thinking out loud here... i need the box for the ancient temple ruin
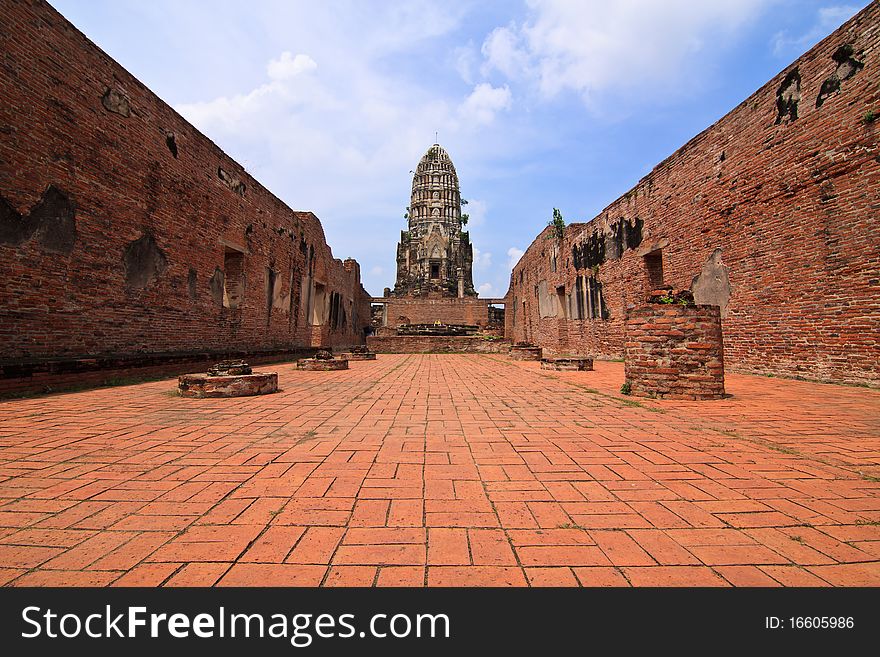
[392,144,475,298]
[367,142,503,347]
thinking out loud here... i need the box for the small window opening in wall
[330,292,341,330]
[574,275,585,320]
[585,276,608,320]
[266,267,277,316]
[311,282,327,325]
[644,250,664,290]
[222,247,245,309]
[556,285,567,319]
[430,262,440,279]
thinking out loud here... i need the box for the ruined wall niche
[775,68,800,124]
[311,282,328,325]
[187,267,198,300]
[301,273,313,324]
[573,278,584,320]
[329,291,347,330]
[644,250,664,290]
[209,267,225,305]
[218,167,246,196]
[586,277,608,319]
[0,196,23,245]
[101,87,130,117]
[123,232,167,290]
[265,266,285,318]
[691,248,732,317]
[537,280,555,318]
[288,269,300,326]
[0,185,76,254]
[555,285,567,319]
[816,44,864,108]
[266,267,277,315]
[222,247,245,309]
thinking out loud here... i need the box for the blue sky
[52,0,868,298]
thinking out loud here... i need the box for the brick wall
[0,0,372,389]
[367,336,510,354]
[0,348,317,397]
[376,297,496,329]
[506,4,880,386]
[624,305,725,400]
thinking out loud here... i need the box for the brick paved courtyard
[0,355,878,587]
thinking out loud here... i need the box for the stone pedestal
[297,358,349,371]
[541,356,593,371]
[509,344,543,361]
[624,304,725,400]
[338,351,377,361]
[178,372,278,398]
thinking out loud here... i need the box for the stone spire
[392,143,476,297]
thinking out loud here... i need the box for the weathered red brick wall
[624,305,725,400]
[0,1,372,386]
[367,336,509,354]
[377,297,496,329]
[0,347,322,397]
[507,4,880,386]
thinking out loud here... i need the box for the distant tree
[548,208,565,240]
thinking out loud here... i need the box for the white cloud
[507,246,524,269]
[463,198,487,227]
[267,52,317,80]
[481,26,532,80]
[453,44,478,84]
[365,1,467,54]
[459,83,512,125]
[771,5,860,56]
[478,282,496,297]
[175,51,325,132]
[174,49,464,253]
[472,246,492,272]
[480,0,770,105]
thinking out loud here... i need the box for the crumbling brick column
[624,304,725,400]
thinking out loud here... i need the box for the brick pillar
[624,305,725,400]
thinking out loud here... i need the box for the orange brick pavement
[0,355,878,587]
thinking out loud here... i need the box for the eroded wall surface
[0,0,371,372]
[377,297,495,330]
[506,4,880,385]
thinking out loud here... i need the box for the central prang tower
[392,143,476,297]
